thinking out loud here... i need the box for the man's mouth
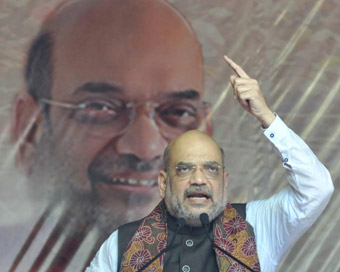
[88,155,161,189]
[89,171,158,187]
[186,192,211,200]
[100,177,157,187]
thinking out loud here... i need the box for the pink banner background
[1,0,340,271]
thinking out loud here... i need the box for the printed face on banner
[21,0,206,227]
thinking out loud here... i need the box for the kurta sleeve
[85,230,119,272]
[246,115,334,272]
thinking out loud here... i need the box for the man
[10,0,208,270]
[85,57,334,271]
[14,0,205,227]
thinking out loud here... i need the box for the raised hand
[224,55,275,128]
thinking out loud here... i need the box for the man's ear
[12,93,43,175]
[224,170,229,191]
[158,170,168,199]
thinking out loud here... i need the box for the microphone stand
[137,218,186,272]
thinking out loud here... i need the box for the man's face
[30,0,204,223]
[160,132,228,227]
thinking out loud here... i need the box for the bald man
[10,0,207,270]
[86,57,333,271]
[14,0,205,228]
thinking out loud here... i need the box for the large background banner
[1,0,339,271]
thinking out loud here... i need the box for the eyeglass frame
[167,162,224,181]
[38,97,210,139]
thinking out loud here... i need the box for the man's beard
[164,176,228,227]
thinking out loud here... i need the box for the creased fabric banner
[1,0,340,271]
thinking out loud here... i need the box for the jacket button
[185,239,194,247]
[182,265,190,272]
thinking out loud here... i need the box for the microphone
[137,217,186,272]
[199,213,256,272]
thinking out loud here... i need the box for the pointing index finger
[224,55,250,79]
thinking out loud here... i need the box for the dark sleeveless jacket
[117,203,249,272]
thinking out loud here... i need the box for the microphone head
[177,217,186,228]
[200,213,210,226]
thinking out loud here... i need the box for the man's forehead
[172,154,223,166]
[169,131,222,164]
[47,0,204,101]
[46,0,198,43]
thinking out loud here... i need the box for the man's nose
[115,113,168,160]
[190,166,207,185]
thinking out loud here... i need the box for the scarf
[120,201,260,272]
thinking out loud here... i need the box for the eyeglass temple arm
[40,98,84,109]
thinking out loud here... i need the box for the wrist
[259,111,276,128]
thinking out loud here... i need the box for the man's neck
[167,212,213,235]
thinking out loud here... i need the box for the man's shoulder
[119,217,144,232]
[117,217,145,269]
[118,217,145,246]
[230,203,247,220]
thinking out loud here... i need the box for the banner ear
[12,93,42,175]
[205,114,212,136]
[198,102,212,136]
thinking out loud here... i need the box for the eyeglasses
[39,97,208,139]
[171,162,223,180]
